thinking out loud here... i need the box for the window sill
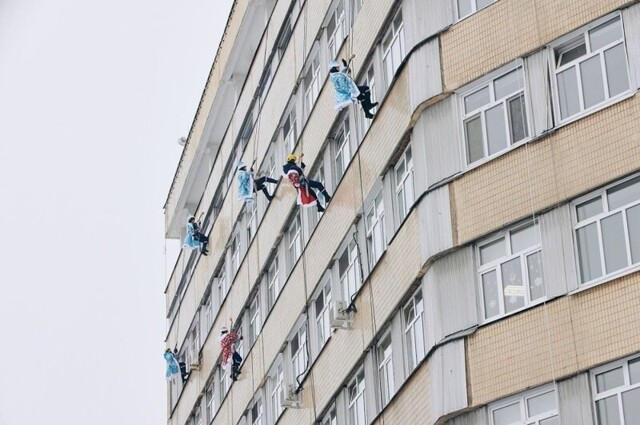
[554,90,636,131]
[569,264,640,296]
[479,297,550,326]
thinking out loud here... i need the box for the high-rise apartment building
[163,1,640,424]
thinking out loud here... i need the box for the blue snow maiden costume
[329,60,360,111]
[237,160,254,206]
[183,217,200,250]
[164,349,180,379]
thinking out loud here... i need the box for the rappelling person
[283,154,331,212]
[329,58,378,119]
[173,348,190,383]
[238,160,279,202]
[220,321,243,381]
[183,215,209,256]
[164,348,181,381]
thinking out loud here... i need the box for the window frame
[458,62,531,167]
[334,114,352,183]
[287,212,303,273]
[365,189,387,267]
[455,0,496,21]
[402,288,426,374]
[290,323,309,383]
[314,277,333,352]
[393,145,415,224]
[377,330,395,407]
[346,368,367,425]
[488,383,559,425]
[338,238,362,302]
[269,361,285,421]
[249,292,262,346]
[266,256,280,312]
[326,0,347,60]
[590,354,640,425]
[571,173,640,287]
[476,221,545,322]
[206,381,216,423]
[381,9,405,87]
[303,54,322,118]
[549,13,632,125]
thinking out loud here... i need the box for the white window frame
[230,233,241,274]
[572,174,640,286]
[247,203,258,242]
[283,107,298,155]
[365,189,387,266]
[204,292,213,335]
[347,368,367,425]
[269,361,285,421]
[455,0,496,21]
[549,13,631,124]
[314,278,333,352]
[220,366,230,401]
[403,289,425,373]
[206,382,216,422]
[326,0,347,60]
[591,354,640,425]
[287,212,303,272]
[266,256,280,311]
[308,162,326,230]
[304,54,321,118]
[489,384,559,425]
[339,239,361,302]
[476,221,544,322]
[394,145,414,224]
[381,9,405,87]
[249,293,262,346]
[251,397,264,425]
[334,115,352,183]
[459,63,530,166]
[321,405,338,425]
[216,264,228,307]
[377,331,395,406]
[290,324,308,382]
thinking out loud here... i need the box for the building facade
[163,0,640,424]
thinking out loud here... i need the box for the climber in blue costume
[183,215,209,256]
[238,160,278,202]
[164,349,181,380]
[329,58,378,119]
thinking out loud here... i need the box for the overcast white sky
[0,1,232,423]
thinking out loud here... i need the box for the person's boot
[317,204,325,213]
[266,192,274,201]
[322,190,332,203]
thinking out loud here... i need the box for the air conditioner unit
[330,300,353,329]
[281,384,301,409]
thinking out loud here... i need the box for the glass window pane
[557,67,581,119]
[580,55,605,109]
[511,223,539,253]
[527,390,556,417]
[596,367,625,392]
[457,0,472,18]
[494,68,523,99]
[607,176,640,210]
[589,18,622,51]
[527,251,545,301]
[557,40,587,66]
[576,223,603,283]
[482,270,500,319]
[596,395,622,425]
[601,212,628,274]
[630,358,640,384]
[508,94,528,143]
[480,238,506,264]
[577,197,603,221]
[465,116,484,163]
[493,402,521,425]
[622,387,640,422]
[605,44,629,98]
[540,417,559,425]
[477,0,494,8]
[486,103,508,155]
[464,86,490,113]
[501,257,525,313]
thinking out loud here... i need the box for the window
[314,279,332,351]
[220,366,230,401]
[356,63,377,138]
[230,234,241,274]
[309,163,326,229]
[247,203,258,242]
[552,15,630,122]
[194,403,203,425]
[334,116,352,182]
[377,332,395,406]
[287,212,303,272]
[574,175,640,285]
[462,66,529,165]
[489,385,558,425]
[394,145,414,223]
[270,363,284,421]
[382,10,405,86]
[456,0,496,20]
[327,0,347,60]
[591,355,640,425]
[251,398,264,425]
[365,190,387,266]
[266,257,280,311]
[290,325,308,381]
[478,222,544,320]
[321,406,338,425]
[339,240,361,302]
[188,322,200,368]
[206,382,216,422]
[352,0,364,18]
[203,292,213,334]
[249,293,261,345]
[403,289,425,373]
[283,108,298,154]
[216,265,228,306]
[347,369,367,425]
[304,55,321,117]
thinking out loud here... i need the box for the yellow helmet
[286,154,297,162]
